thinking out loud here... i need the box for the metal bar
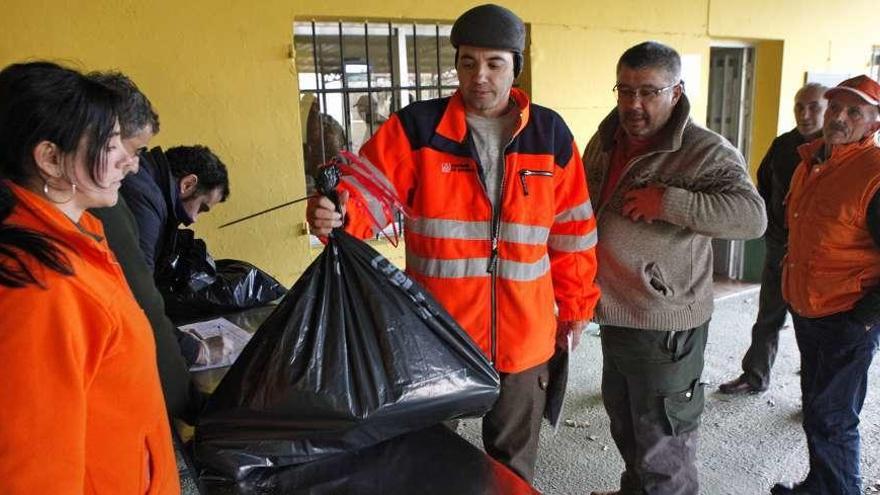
[364,23,374,137]
[338,21,353,151]
[296,85,456,95]
[720,53,730,143]
[412,23,422,101]
[218,196,312,229]
[387,22,397,112]
[310,21,327,164]
[435,24,442,96]
[395,27,411,109]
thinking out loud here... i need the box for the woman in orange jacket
[0,62,180,494]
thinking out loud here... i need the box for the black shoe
[718,375,767,395]
[770,481,811,494]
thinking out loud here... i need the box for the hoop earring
[43,180,77,204]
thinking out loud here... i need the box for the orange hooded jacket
[0,182,179,494]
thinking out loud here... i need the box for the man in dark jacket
[88,72,204,423]
[719,83,827,395]
[121,145,230,273]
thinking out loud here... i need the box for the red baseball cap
[826,75,880,106]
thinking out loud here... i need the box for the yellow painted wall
[748,40,784,181]
[2,0,878,283]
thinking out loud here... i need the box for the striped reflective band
[555,200,593,223]
[407,252,550,281]
[405,217,550,245]
[355,155,397,194]
[343,175,389,228]
[548,229,598,252]
[405,217,489,240]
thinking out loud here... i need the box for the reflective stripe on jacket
[344,88,599,373]
[783,135,880,317]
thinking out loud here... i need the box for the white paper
[180,317,253,371]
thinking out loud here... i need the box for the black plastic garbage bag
[164,259,286,322]
[198,425,539,495]
[156,228,217,294]
[193,230,500,482]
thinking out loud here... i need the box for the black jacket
[120,148,185,272]
[756,128,809,251]
[91,197,204,423]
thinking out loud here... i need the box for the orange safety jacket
[783,135,880,318]
[344,88,600,373]
[0,182,179,494]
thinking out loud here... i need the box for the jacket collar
[435,87,531,143]
[797,132,880,165]
[143,147,192,226]
[597,94,693,154]
[5,180,109,258]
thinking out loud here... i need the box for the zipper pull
[487,237,499,273]
[519,170,529,196]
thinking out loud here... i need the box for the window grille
[295,21,458,242]
[295,21,457,183]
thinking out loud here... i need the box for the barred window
[294,21,458,192]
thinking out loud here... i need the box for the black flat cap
[450,4,525,53]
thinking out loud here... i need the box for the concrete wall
[2,0,877,282]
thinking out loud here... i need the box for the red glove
[622,185,666,223]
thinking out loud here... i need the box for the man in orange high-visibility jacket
[307,4,600,482]
[773,75,880,495]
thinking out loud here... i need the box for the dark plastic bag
[164,259,286,322]
[199,425,539,495]
[157,228,286,322]
[193,230,500,482]
[156,228,217,293]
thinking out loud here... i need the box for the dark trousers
[740,248,788,389]
[792,311,880,495]
[481,361,549,482]
[600,322,709,495]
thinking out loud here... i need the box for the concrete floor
[180,288,880,494]
[455,288,880,494]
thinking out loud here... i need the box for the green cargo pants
[600,321,709,495]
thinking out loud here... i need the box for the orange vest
[0,182,179,494]
[344,89,600,373]
[783,135,880,317]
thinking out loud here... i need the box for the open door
[706,46,755,280]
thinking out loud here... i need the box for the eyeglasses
[613,82,680,102]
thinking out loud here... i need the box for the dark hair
[165,145,230,201]
[0,61,120,287]
[617,41,682,82]
[88,71,159,138]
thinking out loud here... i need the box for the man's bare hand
[306,190,349,236]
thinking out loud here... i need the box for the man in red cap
[773,75,880,495]
[307,4,599,481]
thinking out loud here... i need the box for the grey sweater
[582,96,766,331]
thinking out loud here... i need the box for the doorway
[706,45,755,280]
